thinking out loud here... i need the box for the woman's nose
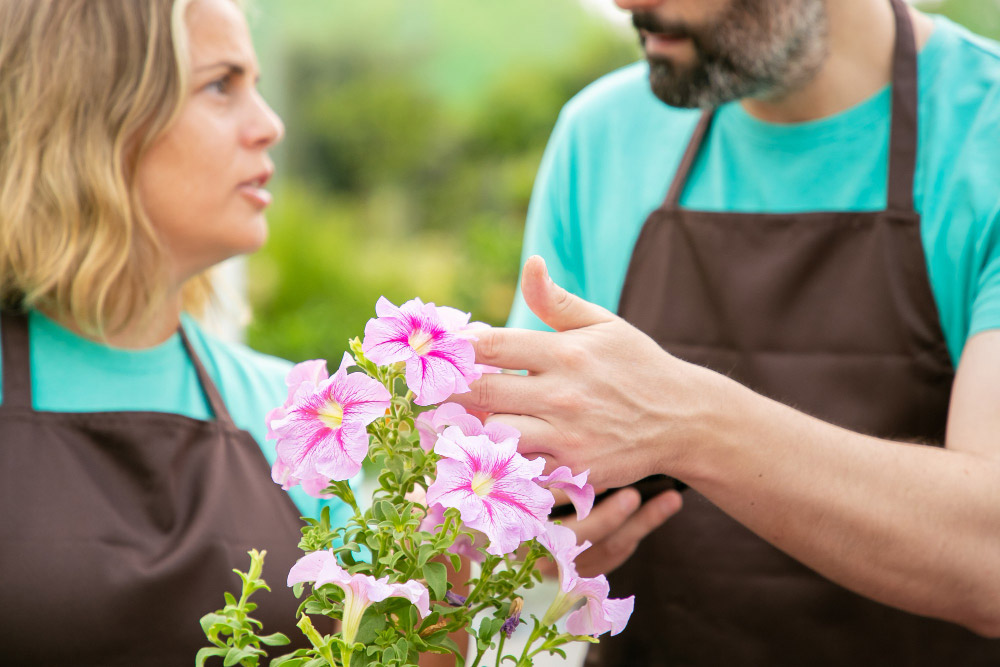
[244,91,285,149]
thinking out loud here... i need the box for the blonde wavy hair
[0,0,214,337]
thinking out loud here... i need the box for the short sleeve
[969,205,1000,339]
[507,108,587,332]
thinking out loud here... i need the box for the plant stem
[464,557,500,607]
[494,633,507,667]
[515,626,544,667]
[469,645,488,667]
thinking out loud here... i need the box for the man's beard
[635,0,829,109]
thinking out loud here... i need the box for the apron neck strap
[0,311,32,410]
[665,0,919,214]
[0,311,236,426]
[886,0,919,213]
[665,111,715,208]
[178,325,236,429]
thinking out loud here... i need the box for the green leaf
[259,632,291,646]
[200,613,229,635]
[223,646,259,666]
[356,609,388,644]
[378,550,405,569]
[195,646,229,667]
[417,543,436,568]
[422,561,447,599]
[478,616,495,640]
[448,553,462,572]
[268,658,307,667]
[386,504,404,527]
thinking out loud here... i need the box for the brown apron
[589,0,1000,664]
[0,311,307,665]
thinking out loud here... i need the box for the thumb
[521,255,614,332]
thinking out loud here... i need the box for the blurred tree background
[243,0,1000,364]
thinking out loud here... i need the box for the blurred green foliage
[920,0,1000,40]
[245,0,1000,364]
[246,0,637,362]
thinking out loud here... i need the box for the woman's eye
[205,74,232,95]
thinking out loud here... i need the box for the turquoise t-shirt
[509,15,1000,366]
[0,310,355,525]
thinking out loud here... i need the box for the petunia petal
[287,550,335,587]
[536,467,596,520]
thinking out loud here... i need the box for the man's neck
[741,1,935,124]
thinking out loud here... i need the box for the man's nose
[614,0,666,11]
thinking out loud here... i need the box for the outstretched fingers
[471,327,556,374]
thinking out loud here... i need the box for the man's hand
[539,488,683,579]
[451,255,721,490]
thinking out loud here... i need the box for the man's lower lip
[644,33,691,54]
[239,185,272,209]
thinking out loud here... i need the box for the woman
[0,1,349,663]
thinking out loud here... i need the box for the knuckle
[551,342,585,369]
[470,375,493,410]
[547,387,577,413]
[477,330,504,366]
[551,287,575,317]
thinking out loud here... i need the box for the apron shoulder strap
[0,310,33,411]
[886,0,919,213]
[664,111,715,209]
[178,325,237,429]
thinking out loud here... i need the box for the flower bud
[501,597,524,638]
[419,619,450,637]
[445,591,468,607]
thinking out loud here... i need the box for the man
[451,0,1000,664]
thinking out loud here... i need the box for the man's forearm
[673,375,1000,636]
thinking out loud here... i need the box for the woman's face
[136,0,284,285]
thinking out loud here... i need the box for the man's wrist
[661,363,749,487]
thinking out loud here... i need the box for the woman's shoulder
[180,315,292,422]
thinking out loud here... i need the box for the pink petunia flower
[561,576,634,638]
[270,458,336,498]
[362,297,481,406]
[288,550,430,645]
[425,426,554,556]
[535,467,596,520]
[415,404,519,453]
[538,523,634,637]
[435,306,501,375]
[270,353,391,489]
[265,358,329,441]
[537,522,592,591]
[415,403,470,452]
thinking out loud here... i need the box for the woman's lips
[238,172,273,209]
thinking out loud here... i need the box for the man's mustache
[631,11,697,39]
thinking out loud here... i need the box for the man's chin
[647,62,706,109]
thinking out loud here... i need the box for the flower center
[470,471,495,497]
[318,401,344,429]
[408,328,434,356]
